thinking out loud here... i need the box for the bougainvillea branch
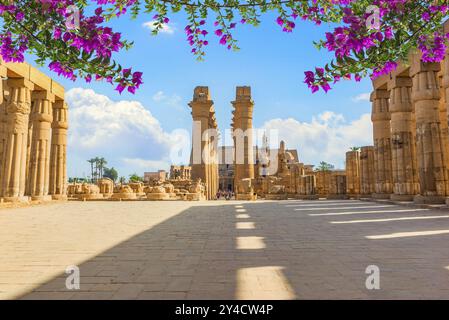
[1,0,448,94]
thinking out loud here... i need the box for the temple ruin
[0,60,67,203]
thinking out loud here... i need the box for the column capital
[7,78,34,90]
[388,76,412,91]
[371,89,390,121]
[32,90,55,103]
[410,57,441,78]
[53,100,68,109]
[370,89,390,101]
[189,100,213,119]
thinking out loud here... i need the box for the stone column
[0,78,33,202]
[371,89,393,198]
[49,100,68,200]
[360,146,375,196]
[27,91,54,200]
[208,112,219,199]
[411,57,449,203]
[189,86,214,200]
[345,150,361,198]
[388,75,419,201]
[328,171,348,199]
[232,86,255,200]
[0,79,6,198]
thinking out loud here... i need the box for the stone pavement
[1,199,449,299]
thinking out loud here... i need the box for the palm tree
[316,161,334,172]
[349,146,361,152]
[93,156,100,181]
[129,173,143,182]
[87,159,95,182]
[98,157,107,179]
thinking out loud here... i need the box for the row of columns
[0,77,68,202]
[368,53,449,203]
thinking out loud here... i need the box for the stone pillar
[345,150,361,198]
[441,55,449,207]
[189,86,218,200]
[232,86,255,200]
[49,100,68,200]
[328,171,348,199]
[27,91,54,200]
[388,75,419,201]
[0,78,33,201]
[315,170,331,197]
[209,112,219,199]
[0,79,6,198]
[360,146,375,196]
[411,57,449,203]
[297,175,317,199]
[371,89,393,198]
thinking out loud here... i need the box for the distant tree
[103,167,118,182]
[87,159,96,182]
[98,157,107,179]
[129,173,143,183]
[316,161,334,172]
[94,156,100,181]
[349,147,361,152]
[69,177,87,183]
[119,176,126,184]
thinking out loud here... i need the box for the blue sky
[27,10,374,178]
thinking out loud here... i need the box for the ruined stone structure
[0,60,67,202]
[298,175,317,199]
[315,170,332,197]
[371,89,394,199]
[360,146,375,196]
[370,46,449,204]
[189,86,219,200]
[232,86,256,200]
[328,171,348,200]
[346,150,361,198]
[170,165,191,180]
[144,170,166,183]
[388,74,419,201]
[97,178,114,198]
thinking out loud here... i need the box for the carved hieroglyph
[1,79,33,199]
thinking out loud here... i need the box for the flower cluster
[185,20,209,58]
[302,0,449,93]
[2,0,449,96]
[0,0,141,94]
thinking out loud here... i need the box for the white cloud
[122,158,171,172]
[66,88,188,178]
[152,90,166,102]
[352,92,371,102]
[142,20,176,34]
[152,90,183,109]
[260,112,373,169]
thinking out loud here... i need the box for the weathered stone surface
[360,146,375,196]
[371,89,393,197]
[232,86,256,200]
[388,75,419,198]
[411,56,449,202]
[189,87,218,200]
[346,151,361,196]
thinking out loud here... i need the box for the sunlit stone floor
[1,199,449,299]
